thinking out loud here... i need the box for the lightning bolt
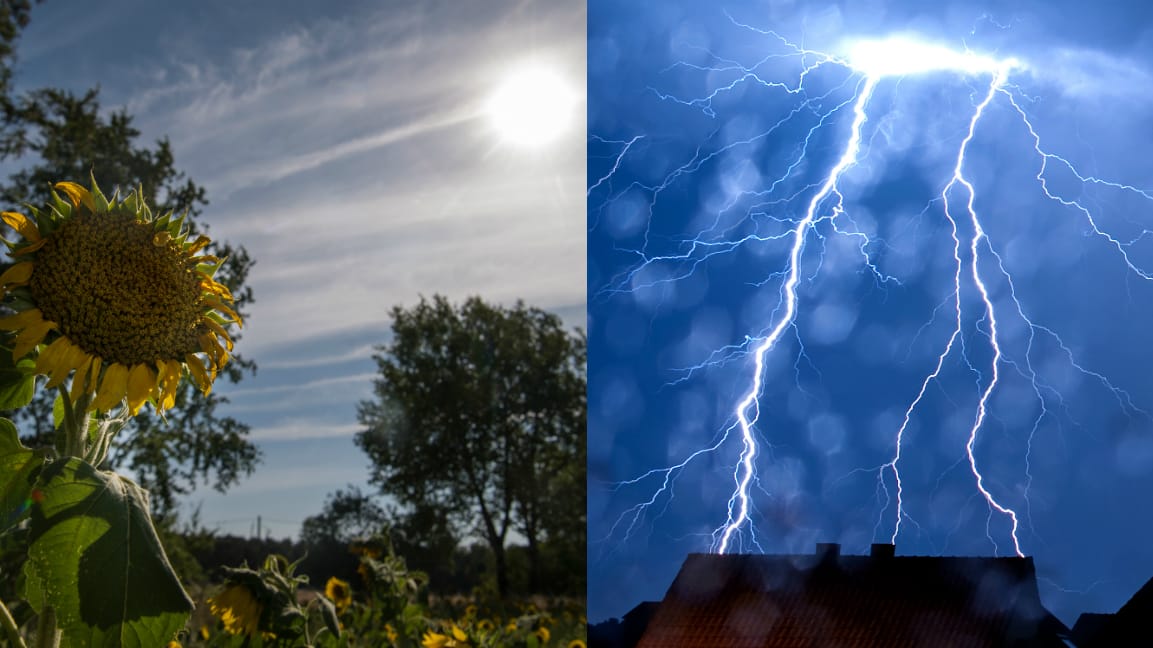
[590,17,1153,567]
[715,74,879,553]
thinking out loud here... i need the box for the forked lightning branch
[593,27,1153,560]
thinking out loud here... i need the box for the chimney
[870,543,895,558]
[815,542,840,560]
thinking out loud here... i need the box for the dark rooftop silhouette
[1071,573,1153,646]
[592,543,1072,647]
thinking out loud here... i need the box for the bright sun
[486,63,577,149]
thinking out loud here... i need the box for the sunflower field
[175,537,586,647]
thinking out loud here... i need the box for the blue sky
[589,0,1153,627]
[9,0,585,540]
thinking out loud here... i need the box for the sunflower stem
[0,596,28,648]
[57,387,95,460]
[34,605,58,648]
[56,387,81,458]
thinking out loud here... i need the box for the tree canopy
[355,295,585,598]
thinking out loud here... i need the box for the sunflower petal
[199,333,232,370]
[203,319,235,351]
[45,339,85,389]
[156,359,181,411]
[185,354,213,395]
[69,355,94,403]
[93,363,130,413]
[203,296,242,326]
[12,238,48,255]
[187,235,212,255]
[0,308,46,331]
[1,211,41,242]
[54,182,95,211]
[200,276,233,301]
[34,337,70,377]
[80,355,102,403]
[12,319,56,359]
[0,262,33,289]
[126,363,157,415]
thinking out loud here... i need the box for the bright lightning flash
[591,21,1153,567]
[846,36,1021,77]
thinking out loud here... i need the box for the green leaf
[0,348,36,411]
[21,559,44,615]
[0,417,41,531]
[316,594,341,639]
[27,458,193,647]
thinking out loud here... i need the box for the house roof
[1071,574,1153,646]
[634,544,1070,647]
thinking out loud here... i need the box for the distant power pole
[256,515,262,539]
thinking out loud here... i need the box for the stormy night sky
[588,0,1153,626]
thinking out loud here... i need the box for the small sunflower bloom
[477,619,495,633]
[385,623,399,643]
[422,624,471,648]
[535,626,551,643]
[0,179,241,414]
[325,576,353,614]
[567,641,587,648]
[199,625,210,640]
[208,584,263,637]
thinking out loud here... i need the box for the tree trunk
[527,531,541,593]
[492,541,510,599]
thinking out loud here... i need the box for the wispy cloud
[247,420,362,442]
[258,343,380,370]
[213,109,482,195]
[223,372,376,398]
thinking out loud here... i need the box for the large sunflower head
[0,178,241,414]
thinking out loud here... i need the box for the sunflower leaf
[316,594,341,639]
[27,457,193,647]
[0,345,36,410]
[0,417,41,532]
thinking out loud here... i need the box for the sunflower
[567,641,587,648]
[208,584,263,637]
[421,624,470,648]
[0,179,240,415]
[325,576,353,614]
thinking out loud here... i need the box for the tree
[0,1,36,105]
[0,87,259,513]
[299,486,388,547]
[300,486,462,591]
[355,295,585,598]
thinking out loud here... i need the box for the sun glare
[486,63,577,149]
